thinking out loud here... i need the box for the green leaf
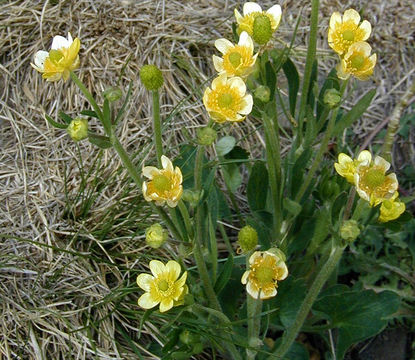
[44,114,68,129]
[80,109,99,119]
[247,161,269,212]
[307,207,330,255]
[290,148,312,198]
[222,164,242,193]
[58,111,73,124]
[88,133,112,149]
[331,191,348,225]
[283,198,302,217]
[313,289,400,359]
[282,57,300,117]
[214,254,234,295]
[334,89,376,136]
[303,105,316,149]
[216,136,236,156]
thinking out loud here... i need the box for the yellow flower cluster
[335,150,405,222]
[31,33,80,82]
[328,9,376,81]
[241,249,288,299]
[203,2,281,123]
[137,260,188,312]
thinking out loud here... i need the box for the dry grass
[1,0,414,358]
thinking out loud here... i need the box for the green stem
[152,90,163,167]
[246,254,263,360]
[295,79,349,203]
[178,200,194,240]
[296,0,320,143]
[70,71,104,121]
[263,113,282,240]
[271,245,345,359]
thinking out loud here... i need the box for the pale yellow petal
[241,270,250,284]
[136,274,154,291]
[166,260,181,281]
[238,31,253,50]
[359,20,372,40]
[244,2,262,15]
[215,38,234,54]
[239,94,253,115]
[234,8,243,24]
[343,9,361,25]
[338,153,353,164]
[246,280,260,299]
[159,298,174,312]
[211,74,227,90]
[137,292,159,309]
[33,50,49,71]
[373,156,390,172]
[228,76,246,96]
[249,251,262,265]
[277,261,288,280]
[329,12,342,29]
[142,166,159,179]
[176,271,188,288]
[336,61,350,80]
[260,287,277,300]
[161,155,173,172]
[51,35,72,50]
[266,4,282,28]
[149,260,165,277]
[212,55,224,73]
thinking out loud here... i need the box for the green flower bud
[179,330,200,345]
[145,223,168,248]
[324,88,341,108]
[67,117,88,142]
[238,225,258,253]
[181,189,203,207]
[139,64,164,91]
[102,86,122,102]
[197,127,217,146]
[340,220,360,243]
[252,15,273,45]
[254,85,271,103]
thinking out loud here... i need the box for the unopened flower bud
[197,127,217,146]
[238,225,258,253]
[139,64,164,91]
[103,86,122,102]
[324,88,341,108]
[252,15,273,45]
[340,220,360,243]
[181,189,203,206]
[145,223,168,248]
[254,85,271,103]
[67,117,88,142]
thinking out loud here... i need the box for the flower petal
[212,55,224,73]
[248,251,262,265]
[260,287,277,300]
[246,280,260,299]
[161,155,174,172]
[149,260,165,277]
[266,4,282,27]
[357,150,372,164]
[238,31,253,50]
[211,74,226,90]
[215,38,234,54]
[343,9,360,25]
[241,270,250,284]
[51,35,72,50]
[136,273,154,291]
[243,2,262,15]
[373,156,390,172]
[166,260,181,281]
[142,166,159,179]
[359,20,372,40]
[33,51,49,70]
[228,76,246,96]
[239,94,253,115]
[159,298,174,312]
[137,292,159,309]
[329,12,342,29]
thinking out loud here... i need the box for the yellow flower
[67,117,88,142]
[354,151,398,206]
[31,33,80,82]
[137,260,187,313]
[203,74,253,123]
[334,151,367,184]
[234,2,282,37]
[328,9,372,56]
[336,41,376,81]
[241,250,288,299]
[379,193,405,222]
[213,31,258,79]
[142,155,183,207]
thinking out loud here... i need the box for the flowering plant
[31,2,413,359]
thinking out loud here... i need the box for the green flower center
[158,279,169,291]
[152,174,172,192]
[256,266,274,285]
[342,30,355,41]
[363,168,386,189]
[350,54,365,70]
[49,49,64,63]
[228,52,242,68]
[218,93,233,108]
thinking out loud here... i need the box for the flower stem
[246,255,263,360]
[152,89,163,167]
[296,0,320,143]
[70,71,104,122]
[295,79,349,203]
[271,245,345,359]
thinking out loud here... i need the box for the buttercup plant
[31,1,412,359]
